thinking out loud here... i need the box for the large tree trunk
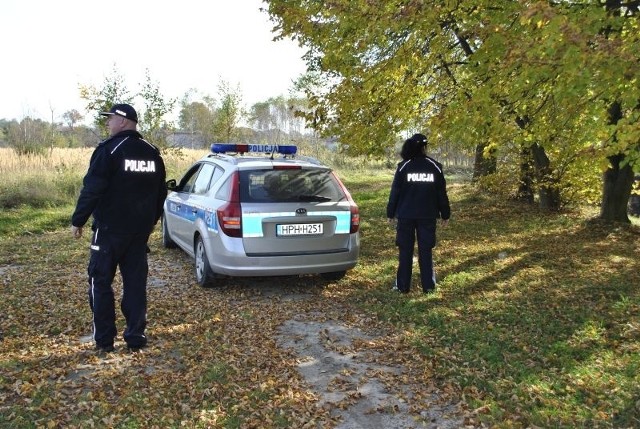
[531,143,561,211]
[599,100,634,223]
[472,143,496,180]
[600,154,634,223]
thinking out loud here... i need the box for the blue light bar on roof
[211,143,297,155]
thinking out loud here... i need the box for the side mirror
[166,179,177,191]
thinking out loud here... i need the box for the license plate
[276,223,323,236]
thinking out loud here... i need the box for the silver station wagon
[162,144,361,286]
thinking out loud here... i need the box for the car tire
[194,235,215,287]
[161,214,177,249]
[320,271,346,281]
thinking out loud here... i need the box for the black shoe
[126,344,147,353]
[391,285,409,294]
[423,288,435,294]
[96,344,115,353]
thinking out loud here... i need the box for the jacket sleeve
[437,171,451,220]
[71,147,111,227]
[155,155,168,224]
[386,168,402,218]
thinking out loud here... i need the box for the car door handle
[191,208,198,214]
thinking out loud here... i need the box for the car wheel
[194,235,215,287]
[161,214,177,249]
[320,271,346,281]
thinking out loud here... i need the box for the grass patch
[0,205,73,237]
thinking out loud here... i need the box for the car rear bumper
[205,234,360,276]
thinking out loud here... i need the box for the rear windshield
[239,169,345,203]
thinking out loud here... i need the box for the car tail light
[332,172,360,233]
[350,205,360,233]
[217,202,242,237]
[217,172,242,238]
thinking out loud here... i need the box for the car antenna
[269,145,277,160]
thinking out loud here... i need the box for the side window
[192,163,215,195]
[179,164,202,194]
[214,174,233,200]
[210,166,224,188]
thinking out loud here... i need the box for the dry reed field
[0,147,208,209]
[0,147,92,176]
[0,147,208,178]
[0,144,378,209]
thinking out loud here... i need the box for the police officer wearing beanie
[71,103,167,353]
[386,133,451,294]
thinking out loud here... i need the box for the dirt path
[160,264,468,428]
[146,251,466,428]
[277,317,464,428]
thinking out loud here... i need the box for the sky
[0,0,308,123]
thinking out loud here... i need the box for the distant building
[167,132,206,149]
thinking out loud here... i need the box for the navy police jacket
[386,155,451,221]
[72,130,167,235]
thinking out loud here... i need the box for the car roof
[200,153,329,170]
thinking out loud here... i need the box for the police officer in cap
[71,103,167,353]
[386,133,451,294]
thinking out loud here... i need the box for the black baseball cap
[410,133,428,146]
[100,103,138,123]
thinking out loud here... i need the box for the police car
[162,143,360,287]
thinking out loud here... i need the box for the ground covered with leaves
[1,173,639,428]
[0,232,464,428]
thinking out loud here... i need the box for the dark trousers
[395,218,436,292]
[88,228,149,348]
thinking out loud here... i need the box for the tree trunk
[515,145,535,203]
[472,143,496,180]
[531,143,561,211]
[629,179,640,216]
[600,154,634,223]
[599,99,634,223]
